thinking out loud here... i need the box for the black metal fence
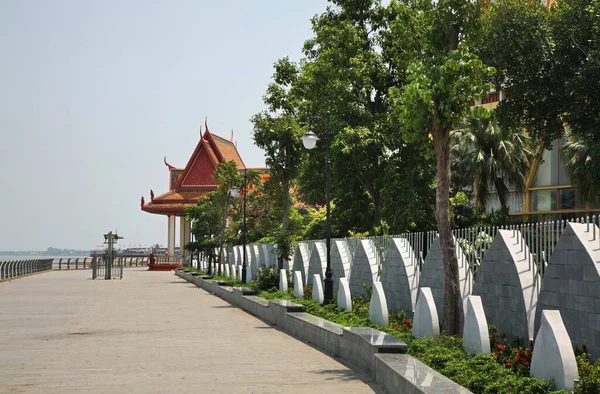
[92,256,123,280]
[0,259,53,280]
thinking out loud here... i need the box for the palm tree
[561,130,596,204]
[452,107,534,213]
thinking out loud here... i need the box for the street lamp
[230,170,247,282]
[301,111,333,305]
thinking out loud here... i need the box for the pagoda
[140,120,247,267]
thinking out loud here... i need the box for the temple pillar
[167,215,176,257]
[179,217,186,263]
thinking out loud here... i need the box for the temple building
[140,121,249,264]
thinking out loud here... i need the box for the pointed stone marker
[369,282,389,326]
[413,287,440,339]
[279,269,288,293]
[312,274,324,303]
[531,310,578,392]
[293,271,304,299]
[462,296,490,354]
[337,277,352,312]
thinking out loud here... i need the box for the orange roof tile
[210,133,245,169]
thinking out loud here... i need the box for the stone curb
[175,269,472,394]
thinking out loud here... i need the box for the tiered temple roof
[141,121,248,216]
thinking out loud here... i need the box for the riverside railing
[54,257,149,270]
[0,258,53,280]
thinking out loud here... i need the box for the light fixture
[301,131,319,150]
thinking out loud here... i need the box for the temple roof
[141,190,208,214]
[141,120,250,215]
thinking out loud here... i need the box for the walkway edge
[175,270,472,394]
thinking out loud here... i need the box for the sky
[0,0,330,251]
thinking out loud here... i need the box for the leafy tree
[561,130,597,204]
[387,0,494,334]
[452,107,534,214]
[476,0,557,144]
[212,161,241,272]
[293,0,408,234]
[186,195,220,273]
[551,0,600,189]
[478,0,600,203]
[252,108,304,266]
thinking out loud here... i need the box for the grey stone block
[381,238,419,317]
[474,230,537,344]
[535,223,600,360]
[375,354,473,394]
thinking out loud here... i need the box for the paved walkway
[0,269,382,394]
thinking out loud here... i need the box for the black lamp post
[230,169,247,283]
[301,111,333,305]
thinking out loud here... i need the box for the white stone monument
[462,296,490,355]
[369,282,389,325]
[312,274,324,303]
[337,277,352,312]
[531,310,578,391]
[245,265,252,284]
[412,287,440,339]
[279,269,288,293]
[293,271,304,299]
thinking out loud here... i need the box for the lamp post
[301,111,333,305]
[230,169,247,283]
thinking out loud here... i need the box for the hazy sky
[0,0,329,251]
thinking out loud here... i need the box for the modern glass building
[475,92,598,221]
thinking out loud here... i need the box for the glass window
[484,192,523,213]
[558,138,572,185]
[531,190,557,211]
[591,194,600,209]
[533,141,558,187]
[559,189,579,210]
[508,192,524,212]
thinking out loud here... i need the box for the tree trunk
[217,193,229,275]
[432,120,461,335]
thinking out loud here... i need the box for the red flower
[505,363,512,368]
[309,289,312,293]
[497,344,504,350]
[524,362,529,367]
[415,353,419,358]
[492,354,498,359]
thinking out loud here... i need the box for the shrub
[303,284,313,300]
[575,352,600,394]
[252,266,280,292]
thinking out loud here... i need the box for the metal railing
[152,256,181,264]
[0,259,53,280]
[298,214,600,285]
[56,257,94,270]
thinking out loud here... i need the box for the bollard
[75,258,79,270]
[67,258,71,270]
[59,258,62,270]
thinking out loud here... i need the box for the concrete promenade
[0,269,382,394]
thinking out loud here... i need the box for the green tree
[186,195,220,272]
[476,0,557,143]
[452,107,534,213]
[387,0,494,334]
[293,0,402,234]
[551,0,600,190]
[209,160,241,273]
[561,130,597,204]
[252,107,304,266]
